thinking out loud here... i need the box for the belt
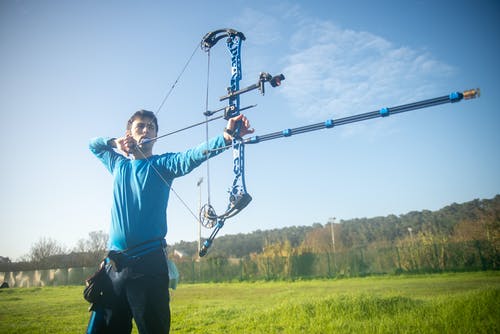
[106,238,167,271]
[122,238,167,257]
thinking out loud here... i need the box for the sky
[1,0,499,260]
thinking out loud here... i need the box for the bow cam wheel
[199,204,217,229]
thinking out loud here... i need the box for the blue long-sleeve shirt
[89,135,227,251]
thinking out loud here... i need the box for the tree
[0,256,11,264]
[300,226,332,253]
[28,237,65,267]
[74,230,109,264]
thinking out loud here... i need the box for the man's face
[127,116,158,145]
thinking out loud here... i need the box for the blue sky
[1,0,499,260]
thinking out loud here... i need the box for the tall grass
[0,272,498,333]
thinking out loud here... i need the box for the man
[88,109,253,333]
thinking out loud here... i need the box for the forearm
[89,137,123,173]
[89,137,115,154]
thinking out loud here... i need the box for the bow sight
[219,72,285,102]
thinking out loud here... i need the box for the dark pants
[87,248,171,334]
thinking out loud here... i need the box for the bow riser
[199,29,251,256]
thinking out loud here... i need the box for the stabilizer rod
[245,89,480,145]
[198,88,480,257]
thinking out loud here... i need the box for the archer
[87,109,253,333]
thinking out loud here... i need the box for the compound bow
[197,29,284,256]
[145,28,479,257]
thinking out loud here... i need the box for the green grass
[0,272,499,333]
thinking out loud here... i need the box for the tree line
[172,195,499,281]
[0,231,108,272]
[174,195,499,259]
[1,195,498,280]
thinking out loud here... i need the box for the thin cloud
[281,21,456,121]
[231,7,283,46]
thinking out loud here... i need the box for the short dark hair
[127,109,158,132]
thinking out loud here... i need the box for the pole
[197,177,203,259]
[330,217,336,272]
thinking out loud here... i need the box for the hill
[171,195,500,260]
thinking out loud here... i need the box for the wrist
[107,138,117,148]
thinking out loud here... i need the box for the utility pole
[407,227,413,241]
[197,177,203,259]
[407,227,415,271]
[329,217,336,272]
[330,217,336,252]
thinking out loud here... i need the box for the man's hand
[112,134,138,156]
[224,114,254,143]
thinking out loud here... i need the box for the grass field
[0,271,499,333]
